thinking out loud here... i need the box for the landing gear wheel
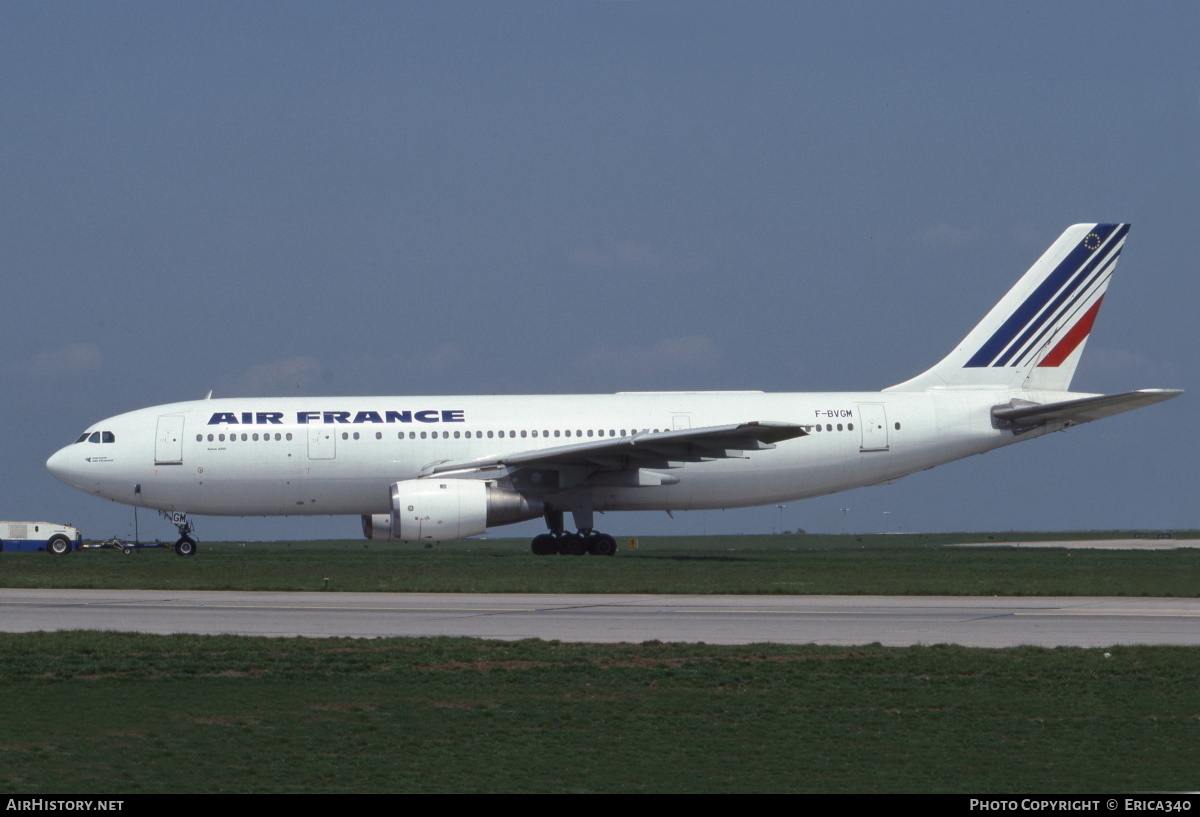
[531,533,557,556]
[562,533,586,556]
[590,534,618,557]
[174,536,197,557]
[47,536,71,556]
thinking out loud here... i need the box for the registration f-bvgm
[47,224,1180,556]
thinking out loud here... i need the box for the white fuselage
[46,389,1066,521]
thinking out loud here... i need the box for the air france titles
[207,410,465,425]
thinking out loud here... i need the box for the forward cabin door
[155,415,185,464]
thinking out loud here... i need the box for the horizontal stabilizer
[992,389,1182,433]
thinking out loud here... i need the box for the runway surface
[952,538,1200,550]
[2,589,1198,647]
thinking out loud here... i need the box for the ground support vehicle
[0,522,82,554]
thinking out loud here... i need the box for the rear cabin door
[856,403,890,452]
[155,415,185,464]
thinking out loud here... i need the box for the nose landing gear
[161,512,198,557]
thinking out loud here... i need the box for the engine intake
[361,479,543,543]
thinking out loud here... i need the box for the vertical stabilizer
[886,223,1128,392]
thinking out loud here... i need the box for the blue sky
[4,2,1197,543]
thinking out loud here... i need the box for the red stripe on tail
[1037,296,1104,368]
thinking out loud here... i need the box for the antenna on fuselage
[203,390,213,400]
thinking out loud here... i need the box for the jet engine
[361,479,543,543]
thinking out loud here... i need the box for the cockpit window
[75,433,90,444]
[102,431,115,443]
[88,432,101,443]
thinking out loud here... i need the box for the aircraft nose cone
[46,446,76,486]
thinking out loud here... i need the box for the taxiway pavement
[2,589,1198,647]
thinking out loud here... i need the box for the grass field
[4,532,1196,792]
[1,531,1196,596]
[1,632,1195,793]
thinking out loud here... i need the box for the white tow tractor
[0,521,82,554]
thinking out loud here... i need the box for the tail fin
[886,223,1129,392]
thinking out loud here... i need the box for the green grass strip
[1,632,1195,793]
[1,532,1196,596]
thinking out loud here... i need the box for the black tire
[531,533,555,556]
[591,534,618,557]
[0,538,5,553]
[47,535,71,556]
[174,537,197,557]
[562,534,586,556]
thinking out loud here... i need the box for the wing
[992,389,1182,433]
[419,421,806,485]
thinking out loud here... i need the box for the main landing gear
[530,507,618,556]
[530,530,618,557]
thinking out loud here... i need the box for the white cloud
[578,335,722,381]
[412,342,463,374]
[10,343,103,376]
[915,223,984,247]
[229,356,322,395]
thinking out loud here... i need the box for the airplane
[47,223,1180,557]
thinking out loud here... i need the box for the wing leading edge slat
[419,421,806,478]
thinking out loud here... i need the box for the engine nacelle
[361,479,543,543]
